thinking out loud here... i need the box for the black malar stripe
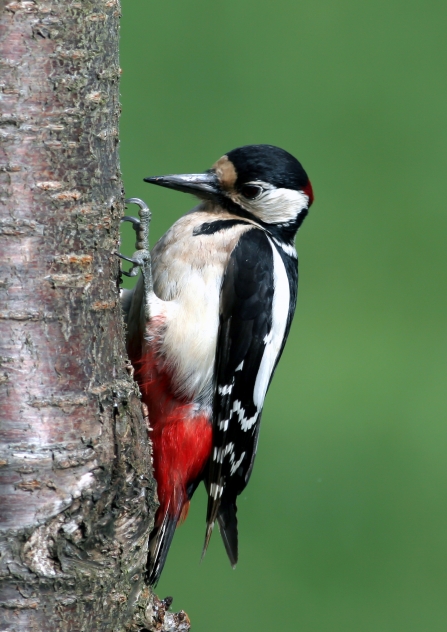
[193,219,249,236]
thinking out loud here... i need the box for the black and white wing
[204,228,298,565]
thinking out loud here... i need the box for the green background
[119,1,447,630]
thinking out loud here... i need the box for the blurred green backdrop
[119,1,447,630]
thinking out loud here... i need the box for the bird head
[145,144,313,237]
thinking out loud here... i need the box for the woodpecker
[118,144,313,585]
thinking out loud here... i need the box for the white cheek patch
[239,186,309,225]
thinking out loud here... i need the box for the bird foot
[116,198,154,319]
[116,197,152,277]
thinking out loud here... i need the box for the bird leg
[116,197,153,319]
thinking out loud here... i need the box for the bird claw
[117,199,153,322]
[121,215,141,229]
[122,197,151,245]
[116,252,148,277]
[116,198,153,280]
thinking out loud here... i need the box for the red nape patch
[303,180,314,206]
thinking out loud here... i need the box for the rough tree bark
[0,1,189,630]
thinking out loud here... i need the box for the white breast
[151,265,221,404]
[146,210,252,405]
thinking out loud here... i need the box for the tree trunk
[0,2,188,630]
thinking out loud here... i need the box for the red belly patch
[133,345,213,525]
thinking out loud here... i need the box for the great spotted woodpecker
[118,144,313,585]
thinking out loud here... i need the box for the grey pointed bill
[144,172,219,198]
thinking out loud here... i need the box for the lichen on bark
[0,1,187,630]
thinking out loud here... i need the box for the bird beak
[144,172,219,199]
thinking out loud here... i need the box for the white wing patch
[252,240,290,409]
[221,239,290,435]
[272,237,297,259]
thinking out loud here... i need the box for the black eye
[240,184,263,200]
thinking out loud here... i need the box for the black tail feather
[217,496,238,567]
[147,511,178,586]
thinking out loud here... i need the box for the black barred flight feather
[204,227,298,563]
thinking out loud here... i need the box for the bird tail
[147,498,188,586]
[203,494,239,568]
[217,495,238,567]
